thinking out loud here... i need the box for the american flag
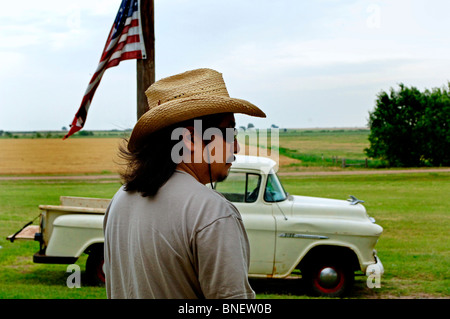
[64,0,147,139]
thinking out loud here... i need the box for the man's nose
[234,139,240,154]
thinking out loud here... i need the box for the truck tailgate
[7,225,39,242]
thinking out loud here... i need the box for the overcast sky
[1,0,449,132]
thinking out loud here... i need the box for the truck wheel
[302,261,353,297]
[86,247,105,286]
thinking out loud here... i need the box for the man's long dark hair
[118,113,227,197]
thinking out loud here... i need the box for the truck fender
[295,242,362,273]
[44,214,104,258]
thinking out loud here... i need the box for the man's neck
[176,162,208,185]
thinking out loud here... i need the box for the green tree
[365,83,450,167]
[421,86,450,166]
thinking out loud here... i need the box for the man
[103,68,266,298]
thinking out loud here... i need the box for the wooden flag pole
[137,0,155,120]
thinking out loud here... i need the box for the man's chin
[226,155,236,164]
[216,168,231,183]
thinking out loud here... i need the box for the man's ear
[181,127,196,153]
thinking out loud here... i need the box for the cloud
[1,0,449,131]
[0,52,25,74]
[0,0,118,52]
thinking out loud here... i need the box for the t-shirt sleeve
[194,214,255,299]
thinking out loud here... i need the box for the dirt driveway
[1,168,449,181]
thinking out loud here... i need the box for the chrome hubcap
[318,267,339,288]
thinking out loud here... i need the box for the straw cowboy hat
[128,68,266,152]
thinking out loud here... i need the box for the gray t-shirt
[103,170,255,299]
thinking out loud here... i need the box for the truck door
[214,171,276,276]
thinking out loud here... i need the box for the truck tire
[302,260,354,297]
[86,246,105,286]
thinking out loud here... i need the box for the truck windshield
[264,173,287,202]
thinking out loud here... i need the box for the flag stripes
[64,0,146,139]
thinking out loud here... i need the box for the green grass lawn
[278,172,450,298]
[277,129,370,159]
[0,180,120,299]
[239,128,388,169]
[0,172,449,299]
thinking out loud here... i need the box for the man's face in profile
[206,113,240,183]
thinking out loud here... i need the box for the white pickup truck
[8,155,384,297]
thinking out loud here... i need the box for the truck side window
[215,172,261,203]
[264,173,287,202]
[245,174,261,202]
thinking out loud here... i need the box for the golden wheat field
[0,138,297,175]
[0,138,125,175]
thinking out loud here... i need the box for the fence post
[342,158,346,168]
